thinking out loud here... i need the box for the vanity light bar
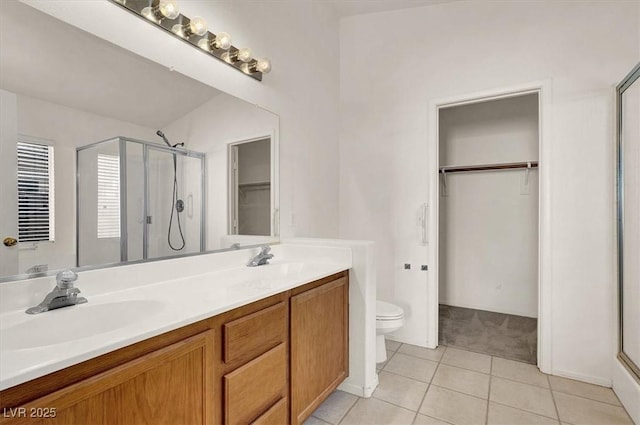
[109,0,271,81]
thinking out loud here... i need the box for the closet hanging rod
[439,161,539,174]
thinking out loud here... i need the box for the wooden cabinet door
[290,276,348,425]
[3,331,214,425]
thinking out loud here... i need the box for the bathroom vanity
[0,268,349,425]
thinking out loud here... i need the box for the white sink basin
[1,300,166,350]
[244,261,306,278]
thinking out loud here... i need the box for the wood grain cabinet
[0,271,349,425]
[214,298,289,424]
[290,274,349,425]
[0,331,214,425]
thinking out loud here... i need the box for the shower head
[156,130,172,147]
[156,130,184,148]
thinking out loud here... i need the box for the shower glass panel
[146,146,203,260]
[77,137,205,267]
[617,63,640,379]
[77,138,122,267]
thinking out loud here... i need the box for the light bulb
[141,6,160,22]
[171,24,186,37]
[189,16,207,36]
[197,38,211,51]
[214,32,232,50]
[256,58,271,73]
[159,0,179,19]
[237,47,252,63]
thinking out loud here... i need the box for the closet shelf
[238,181,271,187]
[439,161,538,174]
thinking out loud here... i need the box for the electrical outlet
[421,265,428,271]
[404,263,411,270]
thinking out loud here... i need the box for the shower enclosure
[76,137,205,267]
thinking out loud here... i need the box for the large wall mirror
[0,1,279,282]
[616,62,640,380]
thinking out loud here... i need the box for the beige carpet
[438,304,537,364]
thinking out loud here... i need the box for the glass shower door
[146,146,203,260]
[617,63,640,379]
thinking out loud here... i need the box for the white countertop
[0,244,352,390]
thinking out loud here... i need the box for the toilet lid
[376,300,404,319]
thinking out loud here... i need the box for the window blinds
[97,154,120,239]
[17,141,55,242]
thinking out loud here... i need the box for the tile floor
[305,342,634,425]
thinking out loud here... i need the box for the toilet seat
[376,300,404,320]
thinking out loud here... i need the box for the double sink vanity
[0,243,371,424]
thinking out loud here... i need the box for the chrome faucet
[26,270,88,314]
[247,246,274,267]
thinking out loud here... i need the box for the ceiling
[0,1,221,130]
[322,0,460,17]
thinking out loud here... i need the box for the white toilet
[376,300,404,363]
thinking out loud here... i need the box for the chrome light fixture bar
[109,0,271,81]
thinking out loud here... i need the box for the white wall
[24,0,342,243]
[163,93,278,250]
[439,95,539,318]
[0,90,19,276]
[340,0,639,385]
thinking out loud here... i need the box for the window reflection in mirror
[0,1,279,281]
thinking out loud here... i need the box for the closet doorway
[228,137,273,236]
[427,83,551,371]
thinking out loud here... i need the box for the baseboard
[338,374,379,398]
[386,334,431,348]
[613,358,640,425]
[551,368,612,387]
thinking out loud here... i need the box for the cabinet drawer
[224,343,287,425]
[223,301,286,364]
[251,398,287,425]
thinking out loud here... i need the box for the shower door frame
[76,137,206,266]
[426,80,552,373]
[616,62,640,381]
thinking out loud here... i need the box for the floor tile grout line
[370,388,426,413]
[428,383,489,402]
[379,366,436,385]
[418,414,457,425]
[339,394,417,423]
[393,350,444,364]
[486,356,493,425]
[549,388,626,408]
[547,374,562,423]
[438,360,491,376]
[441,342,536,366]
[491,374,552,390]
[472,399,573,425]
[488,399,563,422]
[335,395,359,425]
[415,345,446,417]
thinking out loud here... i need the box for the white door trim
[426,79,552,373]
